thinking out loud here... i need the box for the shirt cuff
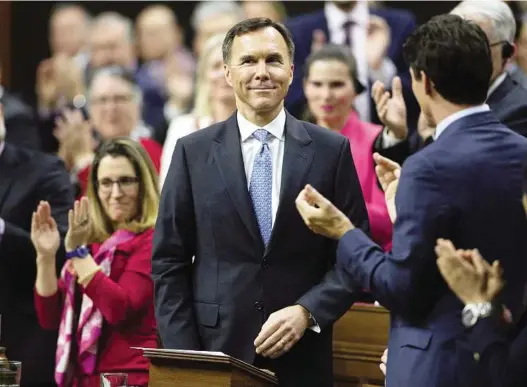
[381,127,404,148]
[369,58,397,85]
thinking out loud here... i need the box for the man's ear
[224,63,233,87]
[422,71,433,96]
[288,63,294,87]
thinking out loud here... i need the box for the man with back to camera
[295,14,527,387]
[151,17,370,387]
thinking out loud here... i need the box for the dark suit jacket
[284,6,419,128]
[152,111,369,387]
[0,143,73,385]
[466,309,527,387]
[1,89,40,150]
[486,74,527,138]
[335,111,527,387]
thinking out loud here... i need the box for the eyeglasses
[97,176,139,193]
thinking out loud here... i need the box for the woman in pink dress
[303,45,397,250]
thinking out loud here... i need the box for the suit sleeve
[336,155,449,318]
[1,158,73,277]
[296,138,370,329]
[151,140,200,349]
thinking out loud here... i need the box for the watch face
[462,307,477,327]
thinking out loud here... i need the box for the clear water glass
[0,361,21,387]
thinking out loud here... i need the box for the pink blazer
[340,112,393,251]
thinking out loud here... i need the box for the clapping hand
[373,153,401,223]
[65,197,91,252]
[31,201,60,262]
[372,76,408,140]
[435,239,504,305]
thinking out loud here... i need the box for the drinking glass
[100,373,127,387]
[0,361,22,387]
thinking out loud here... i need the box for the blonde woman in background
[160,33,236,187]
[31,137,159,387]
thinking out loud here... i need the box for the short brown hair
[222,17,295,63]
[86,137,159,243]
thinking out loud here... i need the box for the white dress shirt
[487,72,507,98]
[433,104,490,140]
[237,109,322,332]
[237,109,285,226]
[325,1,397,122]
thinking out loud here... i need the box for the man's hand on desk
[254,305,310,359]
[295,185,354,239]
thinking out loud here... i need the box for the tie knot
[343,19,354,30]
[253,129,270,144]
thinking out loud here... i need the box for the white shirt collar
[237,109,286,142]
[325,1,369,35]
[0,141,4,157]
[487,72,507,98]
[434,104,490,140]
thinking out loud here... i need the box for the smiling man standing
[151,17,369,387]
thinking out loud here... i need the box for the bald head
[137,5,181,61]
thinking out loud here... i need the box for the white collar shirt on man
[237,108,286,226]
[433,104,490,140]
[487,72,507,98]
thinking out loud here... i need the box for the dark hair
[402,14,492,105]
[304,44,366,95]
[222,17,295,63]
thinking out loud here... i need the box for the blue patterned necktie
[249,129,273,246]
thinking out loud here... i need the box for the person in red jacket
[30,137,159,387]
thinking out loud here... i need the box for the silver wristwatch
[462,302,493,328]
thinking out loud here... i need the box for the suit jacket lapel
[213,114,263,248]
[265,113,314,256]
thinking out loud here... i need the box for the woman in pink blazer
[303,45,393,250]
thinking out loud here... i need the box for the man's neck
[237,103,284,127]
[211,100,236,123]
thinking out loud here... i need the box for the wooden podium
[332,303,390,387]
[140,348,278,387]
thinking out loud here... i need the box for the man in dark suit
[0,107,73,386]
[295,15,527,387]
[452,0,527,138]
[284,1,419,129]
[152,17,369,387]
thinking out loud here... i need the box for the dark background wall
[9,1,456,104]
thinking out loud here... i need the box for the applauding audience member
[32,138,159,387]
